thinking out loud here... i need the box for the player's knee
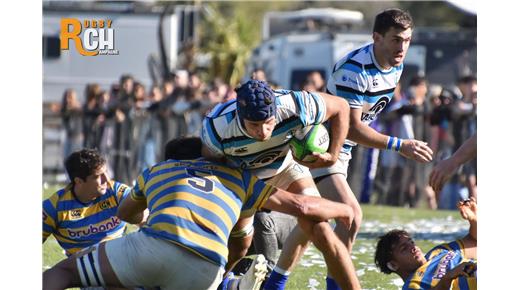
[43,258,80,289]
[254,212,275,233]
[311,221,337,248]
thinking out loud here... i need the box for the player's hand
[457,197,477,223]
[399,139,433,163]
[429,157,459,193]
[337,204,354,229]
[297,152,336,169]
[447,261,477,280]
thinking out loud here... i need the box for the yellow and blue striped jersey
[131,158,275,267]
[42,181,130,255]
[403,240,477,290]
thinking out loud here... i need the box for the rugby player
[42,138,361,290]
[375,197,477,290]
[200,78,352,290]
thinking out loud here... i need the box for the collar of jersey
[369,43,393,73]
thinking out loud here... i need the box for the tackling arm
[117,194,148,225]
[225,216,255,275]
[262,187,353,227]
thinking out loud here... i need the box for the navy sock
[217,272,234,290]
[326,276,341,290]
[262,270,289,290]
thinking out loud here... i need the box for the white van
[43,2,199,102]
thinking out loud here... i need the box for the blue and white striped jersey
[201,90,327,179]
[326,43,403,152]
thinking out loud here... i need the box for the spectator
[251,68,267,82]
[82,83,102,148]
[111,74,135,184]
[306,71,326,92]
[60,89,83,159]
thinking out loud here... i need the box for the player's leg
[276,175,318,268]
[297,218,361,290]
[311,152,362,290]
[43,242,125,290]
[263,169,318,290]
[316,174,362,252]
[264,161,319,289]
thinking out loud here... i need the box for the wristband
[386,136,403,152]
[386,136,395,150]
[395,138,402,152]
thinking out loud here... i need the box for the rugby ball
[289,124,330,162]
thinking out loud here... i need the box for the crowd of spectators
[57,70,235,184]
[54,69,476,210]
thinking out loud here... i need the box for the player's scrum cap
[236,79,277,121]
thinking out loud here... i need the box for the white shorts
[105,231,225,290]
[265,160,313,191]
[310,151,352,179]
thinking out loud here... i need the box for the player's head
[164,137,202,161]
[375,229,426,275]
[65,149,108,197]
[372,8,414,68]
[235,79,277,141]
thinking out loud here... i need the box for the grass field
[43,185,466,290]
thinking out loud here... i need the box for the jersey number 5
[186,168,214,193]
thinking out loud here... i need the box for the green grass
[43,186,462,289]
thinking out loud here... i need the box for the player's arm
[316,92,350,165]
[262,187,353,228]
[225,216,255,275]
[430,261,477,290]
[200,117,227,163]
[458,197,477,259]
[42,197,58,244]
[429,134,477,192]
[348,107,433,163]
[117,192,148,225]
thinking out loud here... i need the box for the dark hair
[373,8,414,35]
[375,229,411,274]
[164,137,202,161]
[458,75,477,84]
[119,74,134,85]
[65,149,106,183]
[409,76,427,87]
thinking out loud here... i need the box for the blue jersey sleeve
[329,63,368,108]
[277,90,327,127]
[201,117,225,157]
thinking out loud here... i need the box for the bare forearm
[327,104,350,160]
[468,221,477,241]
[451,134,477,167]
[263,189,352,222]
[299,196,352,222]
[226,235,253,273]
[431,275,453,290]
[348,120,389,149]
